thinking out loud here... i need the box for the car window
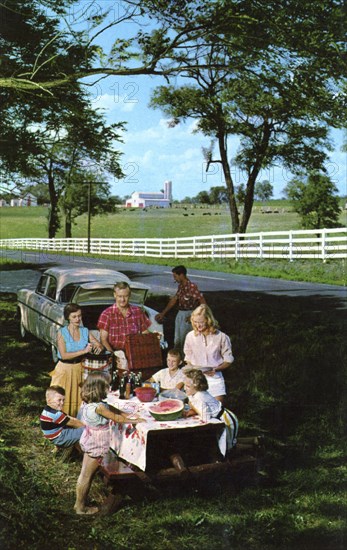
[74,287,114,304]
[59,283,78,303]
[130,288,147,305]
[36,275,48,295]
[46,276,57,300]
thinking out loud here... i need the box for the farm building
[126,180,172,208]
[8,192,38,207]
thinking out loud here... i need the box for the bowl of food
[134,386,156,403]
[148,399,184,421]
[159,388,188,404]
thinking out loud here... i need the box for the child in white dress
[183,369,238,450]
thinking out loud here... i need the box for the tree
[254,181,274,202]
[284,173,341,229]
[0,1,237,93]
[149,0,346,233]
[17,101,124,237]
[60,174,118,238]
[1,1,346,236]
[235,184,246,205]
[209,186,228,204]
[195,191,211,204]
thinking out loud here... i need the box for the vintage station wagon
[17,267,164,361]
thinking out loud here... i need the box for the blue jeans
[54,427,84,448]
[175,310,193,356]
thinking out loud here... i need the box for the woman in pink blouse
[183,304,234,403]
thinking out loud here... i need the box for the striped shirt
[40,406,70,441]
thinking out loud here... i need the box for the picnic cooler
[124,333,163,378]
[82,352,114,380]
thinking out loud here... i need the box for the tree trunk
[65,208,72,238]
[240,171,257,234]
[240,123,271,234]
[47,169,60,238]
[217,131,240,233]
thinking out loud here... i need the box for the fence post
[259,233,263,259]
[289,231,293,262]
[321,229,326,262]
[235,234,239,261]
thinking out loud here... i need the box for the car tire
[18,309,28,340]
[51,345,59,363]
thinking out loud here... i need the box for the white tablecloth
[106,393,226,471]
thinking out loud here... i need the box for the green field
[0,202,308,239]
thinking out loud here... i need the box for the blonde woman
[183,304,234,403]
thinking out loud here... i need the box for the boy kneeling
[40,385,85,448]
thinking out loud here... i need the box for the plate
[182,365,214,373]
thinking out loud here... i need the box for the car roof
[42,267,134,294]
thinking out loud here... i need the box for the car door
[37,275,63,346]
[25,274,50,338]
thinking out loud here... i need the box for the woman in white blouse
[183,304,234,403]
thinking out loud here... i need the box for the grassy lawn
[0,203,299,239]
[0,290,346,550]
[1,201,346,240]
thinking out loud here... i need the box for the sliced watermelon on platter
[148,398,184,421]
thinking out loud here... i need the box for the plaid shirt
[176,279,204,310]
[97,303,151,350]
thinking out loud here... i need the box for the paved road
[1,249,346,309]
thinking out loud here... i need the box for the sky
[64,0,346,203]
[88,74,346,202]
[16,1,344,204]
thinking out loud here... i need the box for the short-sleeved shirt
[176,279,204,311]
[40,406,70,440]
[189,391,222,421]
[57,325,89,359]
[97,303,151,350]
[152,367,185,389]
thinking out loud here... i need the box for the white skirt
[206,372,226,397]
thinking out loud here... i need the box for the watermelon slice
[148,398,184,421]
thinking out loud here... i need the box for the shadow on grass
[0,291,346,550]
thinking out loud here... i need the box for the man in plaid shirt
[155,265,206,355]
[97,282,151,353]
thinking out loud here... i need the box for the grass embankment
[0,255,345,286]
[0,291,346,550]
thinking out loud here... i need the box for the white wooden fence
[0,228,346,261]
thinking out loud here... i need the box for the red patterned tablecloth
[106,393,226,471]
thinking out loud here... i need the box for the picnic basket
[81,352,114,380]
[124,333,163,379]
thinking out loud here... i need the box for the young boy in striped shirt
[40,386,85,448]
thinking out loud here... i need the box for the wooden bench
[99,435,264,513]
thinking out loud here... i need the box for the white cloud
[91,92,138,114]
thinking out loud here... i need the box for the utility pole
[87,180,92,253]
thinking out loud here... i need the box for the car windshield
[70,286,147,305]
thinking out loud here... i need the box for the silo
[164,180,172,201]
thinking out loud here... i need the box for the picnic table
[99,392,263,514]
[106,393,227,471]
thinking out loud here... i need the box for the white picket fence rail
[0,227,346,261]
